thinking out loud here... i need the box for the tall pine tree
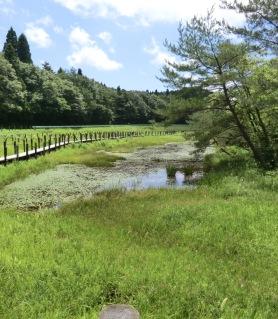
[3,27,18,52]
[17,33,32,64]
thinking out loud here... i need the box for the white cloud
[143,37,176,66]
[24,15,54,48]
[0,0,15,17]
[98,31,112,45]
[25,23,52,48]
[53,26,63,34]
[36,15,53,27]
[67,46,123,71]
[53,0,246,26]
[0,7,15,16]
[67,26,122,71]
[69,26,94,47]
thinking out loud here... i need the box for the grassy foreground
[0,136,277,318]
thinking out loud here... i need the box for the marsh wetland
[0,142,211,209]
[0,131,277,319]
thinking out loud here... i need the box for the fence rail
[0,130,175,165]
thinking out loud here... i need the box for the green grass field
[0,133,277,318]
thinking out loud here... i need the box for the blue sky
[0,0,245,91]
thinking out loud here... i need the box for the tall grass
[0,141,277,318]
[0,166,277,318]
[165,163,177,177]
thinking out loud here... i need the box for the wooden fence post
[4,141,7,165]
[26,143,29,160]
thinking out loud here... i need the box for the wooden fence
[0,130,175,165]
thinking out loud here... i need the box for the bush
[203,148,253,174]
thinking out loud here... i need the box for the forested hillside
[0,27,170,127]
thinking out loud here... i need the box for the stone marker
[98,304,140,319]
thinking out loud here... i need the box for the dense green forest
[0,27,174,127]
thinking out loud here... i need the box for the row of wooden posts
[1,130,175,165]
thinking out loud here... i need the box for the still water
[102,168,203,191]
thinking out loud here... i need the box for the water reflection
[119,168,202,190]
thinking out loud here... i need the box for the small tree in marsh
[159,8,278,169]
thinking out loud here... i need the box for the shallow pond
[0,142,212,210]
[99,168,203,191]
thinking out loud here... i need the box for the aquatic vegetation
[165,163,178,177]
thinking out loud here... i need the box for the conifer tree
[3,27,18,52]
[160,8,278,169]
[42,61,54,72]
[17,33,32,63]
[222,0,278,54]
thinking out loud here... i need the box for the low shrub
[203,148,254,174]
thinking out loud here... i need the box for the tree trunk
[222,84,268,168]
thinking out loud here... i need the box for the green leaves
[0,54,24,115]
[160,2,278,169]
[221,0,278,54]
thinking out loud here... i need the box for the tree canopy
[160,3,278,169]
[17,33,32,64]
[3,27,17,52]
[0,28,170,127]
[221,0,278,54]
